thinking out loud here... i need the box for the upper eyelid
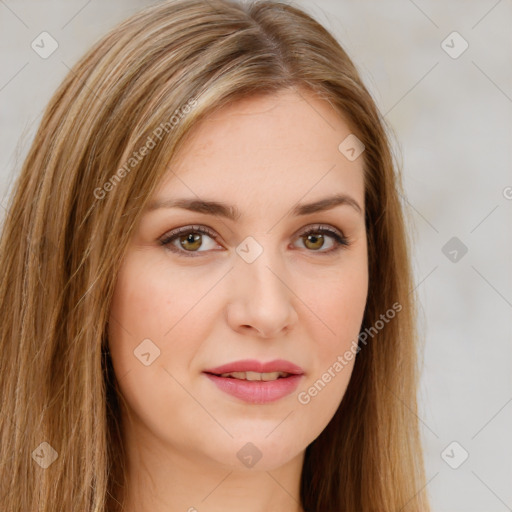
[161,224,217,239]
[159,223,345,242]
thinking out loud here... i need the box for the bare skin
[108,87,368,512]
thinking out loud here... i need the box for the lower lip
[204,373,303,404]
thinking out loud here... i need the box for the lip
[203,359,305,404]
[204,359,304,375]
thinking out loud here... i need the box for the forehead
[152,89,365,216]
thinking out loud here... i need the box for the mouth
[203,359,304,404]
[206,371,292,381]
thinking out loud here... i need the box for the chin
[201,433,305,472]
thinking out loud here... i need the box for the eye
[159,224,350,257]
[293,224,350,255]
[159,225,222,257]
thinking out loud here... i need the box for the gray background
[1,1,511,510]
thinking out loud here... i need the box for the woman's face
[108,88,368,472]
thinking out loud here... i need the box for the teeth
[219,371,289,381]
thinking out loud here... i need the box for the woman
[0,0,430,510]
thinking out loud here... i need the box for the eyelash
[159,224,350,257]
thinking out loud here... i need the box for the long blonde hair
[0,0,429,510]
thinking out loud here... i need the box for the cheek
[109,251,216,343]
[293,257,368,436]
[301,250,368,355]
[107,253,221,442]
[109,256,174,338]
[317,276,367,335]
[107,250,226,392]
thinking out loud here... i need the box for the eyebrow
[146,193,363,220]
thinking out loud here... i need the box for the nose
[226,247,298,338]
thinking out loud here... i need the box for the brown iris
[303,233,325,250]
[179,233,202,251]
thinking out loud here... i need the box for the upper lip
[204,359,304,375]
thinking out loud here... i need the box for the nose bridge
[237,237,288,302]
[228,236,297,336]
